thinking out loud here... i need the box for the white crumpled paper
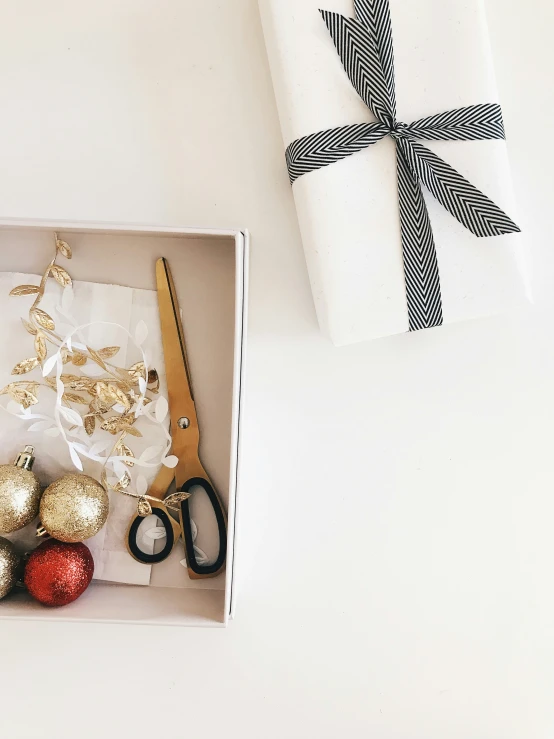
[0,272,169,585]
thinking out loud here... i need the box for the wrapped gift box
[0,219,248,627]
[259,0,530,345]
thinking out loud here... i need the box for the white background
[0,1,552,737]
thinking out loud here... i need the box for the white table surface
[0,1,552,737]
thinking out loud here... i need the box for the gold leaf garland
[3,233,163,514]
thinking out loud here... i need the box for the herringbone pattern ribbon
[285,0,520,332]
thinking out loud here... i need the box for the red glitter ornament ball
[24,540,94,607]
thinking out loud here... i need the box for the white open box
[0,218,248,627]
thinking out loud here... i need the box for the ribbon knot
[284,0,520,333]
[388,121,408,141]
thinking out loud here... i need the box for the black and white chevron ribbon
[285,0,520,332]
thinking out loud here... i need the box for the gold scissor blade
[156,258,197,437]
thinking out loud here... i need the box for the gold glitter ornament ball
[0,446,42,534]
[0,536,20,599]
[39,473,109,542]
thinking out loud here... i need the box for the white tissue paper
[0,272,167,586]
[259,0,530,345]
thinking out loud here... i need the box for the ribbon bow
[285,0,520,332]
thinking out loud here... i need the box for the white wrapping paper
[259,0,530,345]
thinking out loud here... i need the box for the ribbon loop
[403,103,506,142]
[354,0,397,118]
[320,10,394,124]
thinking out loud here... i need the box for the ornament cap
[14,445,35,471]
[35,524,49,539]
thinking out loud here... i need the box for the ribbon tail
[396,147,444,331]
[397,138,521,237]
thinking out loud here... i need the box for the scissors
[126,257,227,579]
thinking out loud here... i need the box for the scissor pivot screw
[178,417,190,429]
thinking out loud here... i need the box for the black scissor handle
[179,477,227,578]
[127,500,177,564]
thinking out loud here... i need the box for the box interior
[0,224,243,626]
